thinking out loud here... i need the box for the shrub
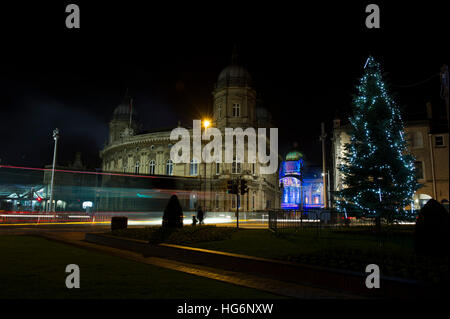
[414,199,449,256]
[162,195,183,228]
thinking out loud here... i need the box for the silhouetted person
[162,195,183,228]
[197,206,204,225]
[192,215,198,226]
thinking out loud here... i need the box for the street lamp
[202,119,211,210]
[48,128,60,212]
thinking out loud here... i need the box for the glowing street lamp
[48,128,60,212]
[203,119,211,129]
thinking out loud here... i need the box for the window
[252,163,256,175]
[231,196,236,209]
[149,160,155,175]
[123,165,127,173]
[414,161,424,180]
[190,159,199,176]
[252,192,256,210]
[232,159,241,174]
[215,194,220,209]
[435,135,445,147]
[166,159,173,175]
[150,145,155,150]
[313,195,320,204]
[134,162,140,174]
[215,162,220,175]
[410,131,423,148]
[232,103,240,117]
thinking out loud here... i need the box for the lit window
[135,162,140,174]
[190,159,199,176]
[166,159,173,175]
[232,103,240,117]
[216,162,220,175]
[149,160,155,175]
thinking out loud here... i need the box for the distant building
[332,102,449,210]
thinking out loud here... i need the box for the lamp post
[48,128,60,212]
[202,119,211,211]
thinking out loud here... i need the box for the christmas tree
[336,57,419,223]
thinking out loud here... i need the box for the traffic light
[227,180,238,194]
[227,180,234,194]
[36,196,42,202]
[240,179,248,195]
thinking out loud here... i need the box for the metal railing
[268,209,348,231]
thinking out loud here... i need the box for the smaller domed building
[279,150,325,210]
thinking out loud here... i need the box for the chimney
[426,102,433,120]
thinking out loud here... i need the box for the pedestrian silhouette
[197,206,204,225]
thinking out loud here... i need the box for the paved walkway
[36,231,359,299]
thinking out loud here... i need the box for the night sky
[0,1,447,169]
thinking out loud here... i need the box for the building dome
[216,46,252,89]
[217,65,252,88]
[285,150,304,161]
[112,93,137,121]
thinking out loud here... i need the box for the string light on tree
[335,56,420,223]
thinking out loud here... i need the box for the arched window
[215,162,221,175]
[232,103,240,117]
[166,159,173,175]
[135,162,140,174]
[190,158,199,176]
[149,160,155,175]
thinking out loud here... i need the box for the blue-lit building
[279,150,325,210]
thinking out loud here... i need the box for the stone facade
[100,52,281,213]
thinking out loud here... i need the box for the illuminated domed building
[279,150,325,210]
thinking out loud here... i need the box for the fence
[268,209,348,231]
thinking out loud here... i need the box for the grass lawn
[0,235,280,299]
[188,227,448,283]
[111,225,448,283]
